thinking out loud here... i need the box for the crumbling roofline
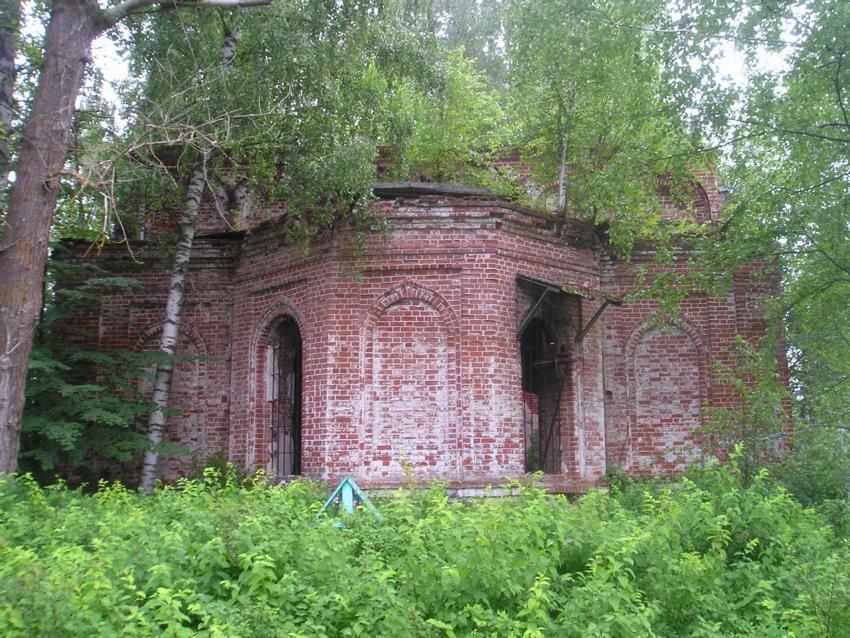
[373,181,493,198]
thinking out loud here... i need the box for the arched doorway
[268,316,302,476]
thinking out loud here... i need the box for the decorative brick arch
[363,280,460,329]
[624,315,707,369]
[624,316,709,474]
[659,178,714,223]
[134,321,208,480]
[691,182,712,222]
[133,320,207,355]
[248,299,308,469]
[252,300,308,353]
[360,281,461,479]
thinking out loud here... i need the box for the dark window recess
[269,317,302,476]
[520,318,564,474]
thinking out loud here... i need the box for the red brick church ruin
[59,169,776,491]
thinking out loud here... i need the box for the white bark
[139,23,240,492]
[556,86,576,223]
[0,0,265,477]
[139,151,208,492]
[105,0,269,25]
[557,137,568,217]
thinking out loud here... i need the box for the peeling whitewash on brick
[631,325,703,474]
[55,173,784,491]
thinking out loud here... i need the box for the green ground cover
[1,464,848,637]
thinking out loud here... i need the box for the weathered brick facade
[58,172,776,490]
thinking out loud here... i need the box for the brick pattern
[657,171,720,223]
[56,174,779,489]
[601,244,778,476]
[629,324,703,474]
[134,325,209,480]
[366,296,456,478]
[72,239,238,480]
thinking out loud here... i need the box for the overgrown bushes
[1,464,849,637]
[20,263,153,484]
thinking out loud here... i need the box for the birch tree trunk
[557,136,569,218]
[556,86,576,225]
[139,26,238,492]
[138,152,208,492]
[0,0,266,476]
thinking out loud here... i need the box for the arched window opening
[520,318,563,473]
[267,316,302,476]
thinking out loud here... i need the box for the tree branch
[732,117,850,146]
[833,50,850,138]
[781,277,849,314]
[649,129,771,163]
[105,0,270,25]
[774,168,850,196]
[806,235,850,279]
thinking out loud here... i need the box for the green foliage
[676,0,850,502]
[702,338,793,483]
[427,0,508,91]
[50,74,119,241]
[402,47,506,184]
[111,0,444,244]
[20,261,154,483]
[1,466,849,637]
[504,0,703,251]
[186,451,254,488]
[777,426,850,506]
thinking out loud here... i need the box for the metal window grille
[268,320,302,476]
[521,320,562,473]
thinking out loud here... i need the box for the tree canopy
[692,0,850,450]
[505,0,703,249]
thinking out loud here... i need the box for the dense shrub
[21,264,153,484]
[1,464,849,637]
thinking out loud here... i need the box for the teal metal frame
[317,477,382,521]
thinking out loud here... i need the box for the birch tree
[684,0,850,463]
[402,47,505,183]
[137,21,237,491]
[505,0,699,249]
[138,150,207,492]
[0,0,269,475]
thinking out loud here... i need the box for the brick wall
[600,241,780,475]
[56,237,239,481]
[58,175,778,490]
